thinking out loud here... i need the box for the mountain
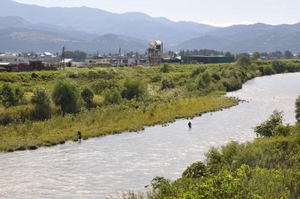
[0,0,218,44]
[1,0,300,53]
[0,27,147,53]
[0,16,147,53]
[176,23,300,52]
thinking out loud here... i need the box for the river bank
[0,95,237,152]
[1,60,300,152]
[0,72,299,198]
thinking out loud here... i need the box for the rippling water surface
[1,73,300,199]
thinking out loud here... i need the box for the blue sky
[14,0,300,27]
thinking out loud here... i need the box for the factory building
[148,40,163,66]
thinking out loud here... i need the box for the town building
[148,40,163,66]
[182,55,235,64]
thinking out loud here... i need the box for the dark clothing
[188,122,192,128]
[77,131,82,140]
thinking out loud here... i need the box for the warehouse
[182,55,235,64]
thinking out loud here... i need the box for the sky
[14,0,300,27]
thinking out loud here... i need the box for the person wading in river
[188,121,192,128]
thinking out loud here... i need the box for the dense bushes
[52,81,80,115]
[254,110,283,137]
[272,60,286,73]
[160,64,172,73]
[1,61,300,150]
[0,84,22,107]
[81,88,94,108]
[161,79,174,90]
[31,88,51,120]
[104,89,122,104]
[296,96,300,123]
[133,105,300,199]
[222,77,242,91]
[91,79,119,94]
[140,129,300,199]
[182,161,208,178]
[121,78,146,100]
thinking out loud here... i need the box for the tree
[182,161,208,178]
[252,52,260,61]
[254,110,283,137]
[121,79,146,100]
[31,88,51,120]
[296,96,300,123]
[81,88,94,108]
[52,81,79,115]
[237,54,251,68]
[0,84,17,107]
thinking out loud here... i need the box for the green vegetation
[296,96,300,123]
[0,59,300,152]
[31,88,51,120]
[52,81,80,115]
[129,98,300,199]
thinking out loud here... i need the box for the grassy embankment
[127,106,300,199]
[0,59,300,152]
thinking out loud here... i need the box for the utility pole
[60,46,65,70]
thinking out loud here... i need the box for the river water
[0,73,300,199]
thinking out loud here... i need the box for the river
[0,73,300,199]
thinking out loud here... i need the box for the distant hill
[176,23,300,52]
[0,16,147,53]
[1,0,300,53]
[0,28,147,53]
[0,0,217,44]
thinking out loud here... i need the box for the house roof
[0,62,10,66]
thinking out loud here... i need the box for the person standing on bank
[77,131,82,141]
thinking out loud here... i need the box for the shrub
[182,161,208,178]
[0,84,18,107]
[212,73,221,80]
[160,64,171,73]
[191,66,206,77]
[263,65,275,75]
[91,80,119,94]
[121,78,146,100]
[275,125,292,136]
[161,79,175,90]
[151,177,172,197]
[31,88,51,120]
[296,96,300,123]
[202,71,212,84]
[31,73,39,78]
[272,60,286,73]
[87,70,99,79]
[151,75,162,83]
[222,78,242,91]
[52,81,80,115]
[104,89,122,104]
[81,88,94,108]
[254,110,283,137]
[197,72,212,89]
[31,88,50,105]
[237,54,251,68]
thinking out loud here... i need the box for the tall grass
[0,96,237,151]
